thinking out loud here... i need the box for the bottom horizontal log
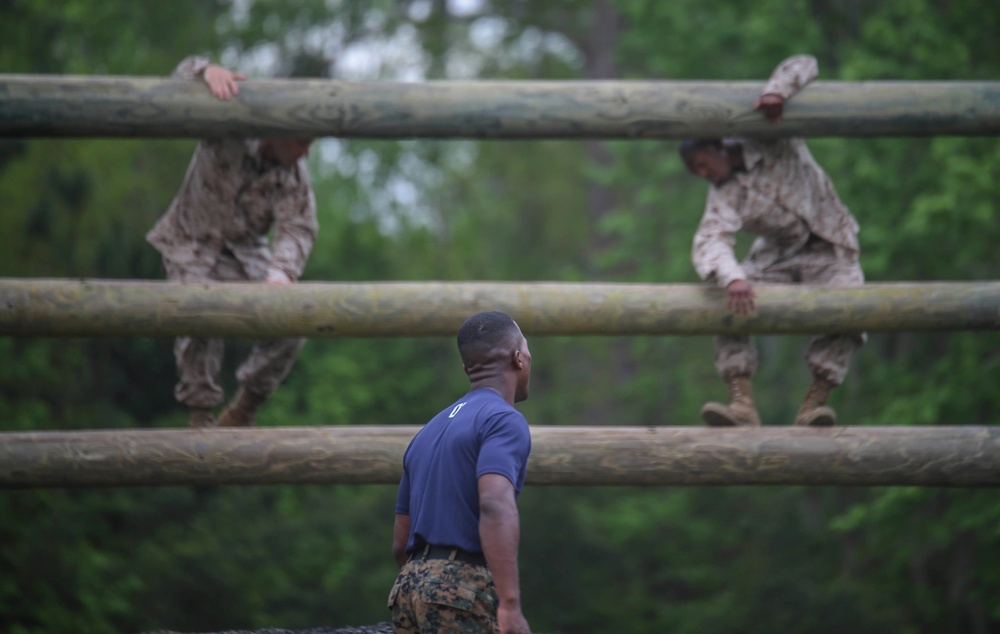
[1,426,998,488]
[145,624,393,634]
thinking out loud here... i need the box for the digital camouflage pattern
[148,57,318,285]
[164,259,306,408]
[691,55,865,385]
[388,558,499,634]
[147,56,317,408]
[712,239,864,385]
[692,55,859,290]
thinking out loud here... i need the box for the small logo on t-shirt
[448,402,467,418]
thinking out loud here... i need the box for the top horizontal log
[1,278,998,338]
[2,75,1000,139]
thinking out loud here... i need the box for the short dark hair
[679,138,723,166]
[457,311,522,365]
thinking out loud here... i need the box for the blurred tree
[1,0,998,632]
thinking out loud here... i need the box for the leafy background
[1,1,998,632]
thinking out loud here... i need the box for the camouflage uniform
[388,557,499,634]
[147,56,318,409]
[691,55,865,386]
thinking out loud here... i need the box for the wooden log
[1,279,998,338]
[2,75,999,139]
[1,426,998,488]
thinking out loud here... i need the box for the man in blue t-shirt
[389,311,533,634]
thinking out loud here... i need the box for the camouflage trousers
[163,255,305,408]
[716,238,865,386]
[388,557,499,634]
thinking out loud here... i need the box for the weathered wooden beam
[1,279,998,338]
[1,426,998,488]
[2,75,999,139]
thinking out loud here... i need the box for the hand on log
[754,93,786,123]
[202,64,246,100]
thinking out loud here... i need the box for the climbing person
[680,54,864,427]
[147,56,317,428]
[389,311,533,634]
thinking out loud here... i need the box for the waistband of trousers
[409,544,487,567]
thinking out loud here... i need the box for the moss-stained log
[2,75,999,139]
[1,279,998,338]
[1,426,998,488]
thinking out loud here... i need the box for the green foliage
[2,0,999,632]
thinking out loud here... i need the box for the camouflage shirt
[146,57,318,282]
[692,55,860,288]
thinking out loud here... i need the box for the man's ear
[512,350,523,370]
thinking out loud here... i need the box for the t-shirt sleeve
[394,466,411,516]
[477,410,532,494]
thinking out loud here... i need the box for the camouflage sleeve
[267,167,319,282]
[761,55,818,100]
[172,56,213,80]
[692,188,745,288]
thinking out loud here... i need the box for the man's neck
[468,380,515,405]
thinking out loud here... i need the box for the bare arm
[392,514,411,568]
[479,473,531,634]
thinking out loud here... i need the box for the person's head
[457,311,531,402]
[260,138,314,167]
[680,138,733,186]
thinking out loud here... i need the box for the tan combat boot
[700,377,762,427]
[795,378,837,426]
[189,407,216,428]
[217,388,267,427]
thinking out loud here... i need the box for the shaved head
[457,311,523,367]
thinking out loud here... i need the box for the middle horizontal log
[2,425,998,488]
[1,279,998,338]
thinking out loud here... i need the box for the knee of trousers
[714,336,758,379]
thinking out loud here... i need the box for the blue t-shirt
[396,387,532,555]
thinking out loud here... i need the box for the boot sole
[796,407,837,427]
[702,411,738,426]
[217,411,255,427]
[701,404,760,427]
